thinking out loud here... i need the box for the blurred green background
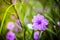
[0,0,60,40]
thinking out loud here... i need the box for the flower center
[9,35,12,38]
[38,21,41,24]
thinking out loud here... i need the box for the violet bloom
[16,19,22,31]
[57,21,60,26]
[34,32,39,40]
[10,15,15,20]
[14,28,19,33]
[7,22,15,30]
[12,0,16,4]
[35,8,43,13]
[16,19,20,27]
[32,14,49,30]
[6,31,15,40]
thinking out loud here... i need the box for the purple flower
[57,21,60,26]
[7,22,15,30]
[24,18,29,24]
[34,32,39,40]
[16,19,22,31]
[32,14,49,30]
[35,8,43,13]
[6,31,15,40]
[10,15,15,20]
[14,28,19,33]
[12,0,16,4]
[16,19,20,27]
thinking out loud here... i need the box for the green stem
[0,4,13,33]
[46,28,56,36]
[39,31,43,39]
[13,5,23,28]
[3,0,11,5]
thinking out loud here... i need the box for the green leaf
[0,4,13,33]
[44,14,55,24]
[46,28,56,36]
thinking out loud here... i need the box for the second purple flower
[32,14,49,30]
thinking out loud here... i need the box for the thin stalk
[0,5,13,34]
[13,5,22,28]
[39,31,43,40]
[46,28,56,36]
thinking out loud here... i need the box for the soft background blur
[0,0,60,40]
